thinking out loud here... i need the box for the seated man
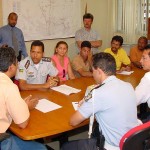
[104,35,131,72]
[15,40,59,90]
[70,52,140,149]
[130,36,148,68]
[72,41,92,77]
[0,47,47,150]
[135,44,150,121]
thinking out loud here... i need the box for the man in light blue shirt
[70,52,140,149]
[15,40,59,90]
[0,12,28,60]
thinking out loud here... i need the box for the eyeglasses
[84,83,105,102]
[63,69,65,78]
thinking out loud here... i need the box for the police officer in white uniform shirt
[15,40,59,90]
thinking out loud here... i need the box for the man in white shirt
[135,44,150,121]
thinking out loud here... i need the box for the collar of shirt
[145,72,150,80]
[110,48,122,56]
[6,24,15,31]
[29,56,43,66]
[78,54,89,65]
[83,27,92,32]
[0,72,13,83]
[102,75,116,85]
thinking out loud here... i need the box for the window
[115,0,150,43]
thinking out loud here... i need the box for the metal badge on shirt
[27,71,35,78]
[19,69,24,73]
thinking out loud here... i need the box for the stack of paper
[72,102,78,111]
[51,84,81,95]
[35,99,62,113]
[117,71,134,75]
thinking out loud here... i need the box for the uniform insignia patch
[42,57,51,62]
[19,69,24,73]
[24,60,30,69]
[28,72,34,75]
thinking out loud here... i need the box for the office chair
[119,121,150,150]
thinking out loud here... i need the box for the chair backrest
[119,121,150,150]
[13,79,20,90]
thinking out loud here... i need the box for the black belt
[0,133,10,142]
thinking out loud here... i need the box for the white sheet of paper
[51,84,81,95]
[72,102,78,111]
[35,99,62,113]
[117,71,134,75]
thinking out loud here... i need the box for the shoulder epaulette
[24,60,30,69]
[84,83,105,102]
[42,57,51,62]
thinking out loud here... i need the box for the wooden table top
[116,68,146,88]
[9,68,146,140]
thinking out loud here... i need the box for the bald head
[8,12,18,27]
[138,36,148,51]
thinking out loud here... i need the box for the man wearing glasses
[135,44,150,121]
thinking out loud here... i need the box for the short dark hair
[83,13,94,21]
[31,40,44,52]
[92,52,116,76]
[138,36,148,44]
[81,41,91,49]
[0,47,16,72]
[144,44,150,57]
[111,35,123,46]
[8,12,18,19]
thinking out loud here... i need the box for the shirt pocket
[41,70,49,78]
[27,71,36,82]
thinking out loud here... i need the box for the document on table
[117,71,134,75]
[35,99,62,113]
[72,102,78,111]
[51,84,81,95]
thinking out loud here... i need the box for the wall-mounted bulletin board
[2,0,81,41]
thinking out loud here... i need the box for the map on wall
[2,0,81,41]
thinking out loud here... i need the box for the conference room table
[9,67,146,141]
